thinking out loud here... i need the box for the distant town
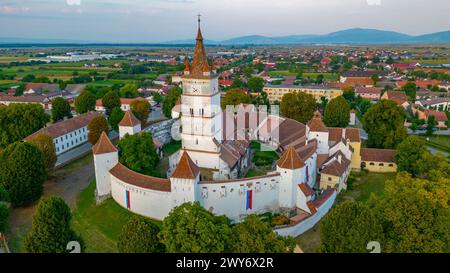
[0,23,449,255]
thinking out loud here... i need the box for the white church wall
[308,131,329,154]
[170,176,198,207]
[94,152,118,198]
[110,175,172,221]
[197,174,281,222]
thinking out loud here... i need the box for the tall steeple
[188,14,210,77]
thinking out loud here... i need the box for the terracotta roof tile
[119,110,141,127]
[299,183,314,196]
[277,146,305,169]
[328,128,343,142]
[344,128,361,142]
[110,163,171,192]
[361,148,396,163]
[92,131,117,155]
[171,151,200,179]
[307,111,328,132]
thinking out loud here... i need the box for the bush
[0,203,9,232]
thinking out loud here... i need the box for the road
[55,131,118,168]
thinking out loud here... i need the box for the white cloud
[366,0,381,6]
[66,0,81,6]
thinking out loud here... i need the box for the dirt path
[6,157,94,252]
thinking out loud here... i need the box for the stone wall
[144,119,175,145]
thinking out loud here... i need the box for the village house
[381,91,410,108]
[355,86,382,101]
[95,97,147,113]
[25,111,101,155]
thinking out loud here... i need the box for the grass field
[250,141,279,167]
[71,181,161,253]
[162,140,181,156]
[417,134,450,151]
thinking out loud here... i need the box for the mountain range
[164,28,450,45]
[1,28,450,45]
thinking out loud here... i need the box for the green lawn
[162,140,181,156]
[245,165,272,178]
[251,141,279,167]
[417,135,450,152]
[71,181,161,253]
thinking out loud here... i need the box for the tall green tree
[23,197,83,253]
[28,133,57,173]
[0,142,47,207]
[162,86,182,118]
[51,97,72,122]
[102,91,121,116]
[280,92,317,123]
[130,99,150,124]
[342,86,355,102]
[159,202,231,253]
[118,132,159,176]
[320,200,384,253]
[426,115,438,136]
[108,107,125,131]
[87,116,109,145]
[323,96,350,127]
[118,215,164,253]
[402,82,417,100]
[363,100,407,149]
[119,84,139,98]
[221,88,251,109]
[0,103,50,148]
[247,77,264,93]
[74,90,96,114]
[370,173,450,253]
[395,136,427,176]
[229,214,296,253]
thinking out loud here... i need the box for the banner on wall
[126,190,131,210]
[246,189,252,210]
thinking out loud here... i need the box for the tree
[370,173,450,253]
[23,197,83,253]
[119,84,139,98]
[371,73,379,86]
[14,84,25,96]
[162,86,182,118]
[247,77,264,93]
[102,91,121,116]
[395,136,427,176]
[28,134,57,172]
[416,152,450,182]
[402,82,417,100]
[342,86,355,102]
[74,90,96,114]
[159,202,231,253]
[323,96,350,127]
[118,132,159,176]
[280,92,317,123]
[0,203,8,233]
[0,103,50,148]
[153,92,163,104]
[21,74,35,82]
[363,100,407,149]
[0,142,47,207]
[320,200,384,253]
[118,215,164,253]
[51,97,72,122]
[88,116,109,145]
[108,107,125,131]
[229,214,296,253]
[221,88,251,109]
[131,99,150,124]
[426,115,438,136]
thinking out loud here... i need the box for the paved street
[55,131,118,168]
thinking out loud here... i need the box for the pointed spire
[171,151,200,179]
[277,145,305,169]
[92,131,117,155]
[119,110,141,127]
[190,15,210,77]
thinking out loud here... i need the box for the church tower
[180,16,223,170]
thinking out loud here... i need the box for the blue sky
[0,0,449,42]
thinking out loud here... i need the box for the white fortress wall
[196,174,281,222]
[275,190,337,238]
[110,175,172,221]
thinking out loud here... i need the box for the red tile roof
[92,131,117,155]
[277,146,305,169]
[110,163,171,192]
[361,148,396,163]
[299,183,314,197]
[119,110,141,127]
[171,151,200,179]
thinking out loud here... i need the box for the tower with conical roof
[179,16,223,172]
